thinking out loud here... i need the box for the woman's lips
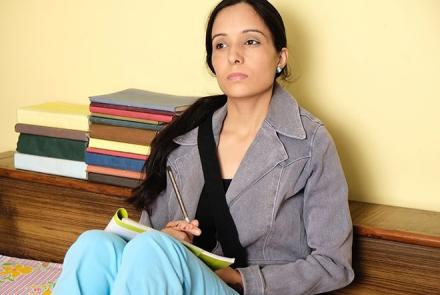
[227,72,248,81]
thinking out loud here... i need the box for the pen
[166,166,191,223]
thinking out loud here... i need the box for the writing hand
[161,219,201,243]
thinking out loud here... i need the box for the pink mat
[0,255,61,295]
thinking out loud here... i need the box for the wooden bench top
[1,151,439,248]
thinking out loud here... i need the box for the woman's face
[211,3,287,100]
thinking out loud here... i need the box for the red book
[90,105,174,123]
[86,165,144,179]
[86,147,148,161]
[90,102,175,116]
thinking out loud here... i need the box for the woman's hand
[215,267,243,293]
[161,219,201,243]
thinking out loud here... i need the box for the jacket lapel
[225,121,288,203]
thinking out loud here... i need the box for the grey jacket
[139,84,355,295]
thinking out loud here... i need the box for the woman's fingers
[165,220,201,236]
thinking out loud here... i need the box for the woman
[54,1,354,294]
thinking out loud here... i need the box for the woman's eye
[215,43,226,49]
[245,39,260,46]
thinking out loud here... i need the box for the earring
[276,66,283,74]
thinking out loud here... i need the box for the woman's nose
[228,45,244,65]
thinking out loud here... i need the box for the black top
[196,112,247,268]
[193,179,232,252]
[223,178,232,191]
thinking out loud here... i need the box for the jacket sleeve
[237,125,355,295]
[138,162,174,230]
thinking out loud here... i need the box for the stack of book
[14,102,89,179]
[86,88,197,187]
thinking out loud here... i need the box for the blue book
[85,152,145,172]
[89,89,198,112]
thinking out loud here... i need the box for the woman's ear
[278,47,289,69]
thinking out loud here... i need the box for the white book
[105,208,235,270]
[14,152,87,179]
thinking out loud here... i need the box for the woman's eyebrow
[242,29,266,37]
[212,29,266,41]
[212,33,227,41]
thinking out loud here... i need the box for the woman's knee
[77,229,123,244]
[71,230,127,256]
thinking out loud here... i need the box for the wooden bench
[0,151,439,294]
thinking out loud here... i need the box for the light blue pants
[53,230,239,295]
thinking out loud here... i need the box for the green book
[90,116,164,131]
[105,208,235,270]
[16,133,87,161]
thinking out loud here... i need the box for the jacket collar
[173,83,306,145]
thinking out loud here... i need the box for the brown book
[89,123,158,145]
[87,172,141,188]
[15,123,88,141]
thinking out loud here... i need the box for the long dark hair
[131,0,289,212]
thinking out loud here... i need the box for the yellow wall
[1,1,439,211]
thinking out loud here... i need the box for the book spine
[90,106,173,123]
[17,109,89,131]
[87,172,141,188]
[89,123,157,146]
[90,113,160,125]
[88,138,151,155]
[91,102,175,115]
[90,97,177,112]
[14,152,87,179]
[86,165,143,179]
[15,123,88,141]
[89,116,163,131]
[17,134,87,161]
[85,152,144,172]
[86,147,148,160]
